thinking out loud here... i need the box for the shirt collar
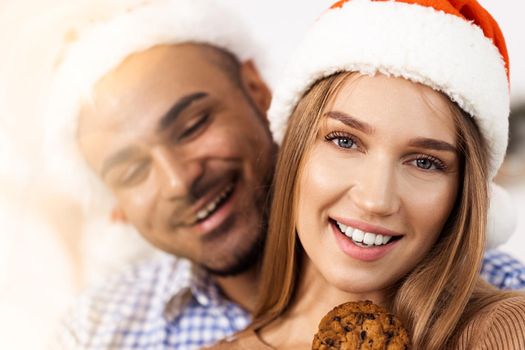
[161,255,224,322]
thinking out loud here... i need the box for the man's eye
[118,162,150,187]
[179,114,210,140]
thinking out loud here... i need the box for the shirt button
[196,294,209,306]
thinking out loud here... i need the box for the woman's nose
[348,155,401,217]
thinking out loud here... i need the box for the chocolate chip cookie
[312,300,410,350]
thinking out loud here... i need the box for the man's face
[78,44,275,275]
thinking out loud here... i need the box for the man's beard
[199,142,276,277]
[204,226,266,277]
[202,170,273,277]
[202,195,269,277]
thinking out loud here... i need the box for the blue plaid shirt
[482,249,525,290]
[56,254,250,350]
[56,249,525,350]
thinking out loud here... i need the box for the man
[48,1,274,348]
[46,0,524,349]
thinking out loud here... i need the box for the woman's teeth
[336,221,392,247]
[195,183,234,221]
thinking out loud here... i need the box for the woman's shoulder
[204,329,274,350]
[458,294,525,349]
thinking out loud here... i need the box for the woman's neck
[259,259,389,349]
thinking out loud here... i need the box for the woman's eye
[416,158,433,170]
[413,156,446,171]
[335,137,355,149]
[325,132,357,150]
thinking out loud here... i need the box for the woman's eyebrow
[324,110,374,134]
[408,137,458,153]
[325,111,457,153]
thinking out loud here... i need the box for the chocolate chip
[360,331,367,341]
[365,313,376,320]
[388,314,395,325]
[324,338,334,346]
[356,314,364,325]
[344,326,353,332]
[333,316,341,322]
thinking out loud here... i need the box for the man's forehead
[95,43,228,95]
[78,43,237,132]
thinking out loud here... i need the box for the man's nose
[151,146,203,200]
[348,155,400,217]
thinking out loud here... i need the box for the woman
[208,0,525,349]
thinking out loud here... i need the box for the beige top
[206,296,525,349]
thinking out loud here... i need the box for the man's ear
[239,60,272,114]
[111,206,128,223]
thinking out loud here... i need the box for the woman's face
[296,74,460,294]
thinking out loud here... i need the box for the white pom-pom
[487,183,517,248]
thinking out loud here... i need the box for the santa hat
[40,0,261,212]
[269,0,515,248]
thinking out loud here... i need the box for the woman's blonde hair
[253,72,504,349]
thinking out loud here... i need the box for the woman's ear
[111,206,128,223]
[239,60,272,114]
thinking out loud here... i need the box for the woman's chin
[324,273,394,299]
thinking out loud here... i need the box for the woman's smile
[330,218,402,262]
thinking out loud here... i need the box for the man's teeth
[195,184,234,221]
[336,222,393,247]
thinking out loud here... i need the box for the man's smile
[192,180,236,224]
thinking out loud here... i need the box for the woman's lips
[330,220,401,262]
[331,217,402,237]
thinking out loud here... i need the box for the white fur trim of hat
[269,0,514,248]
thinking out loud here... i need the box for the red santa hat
[269,0,515,248]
